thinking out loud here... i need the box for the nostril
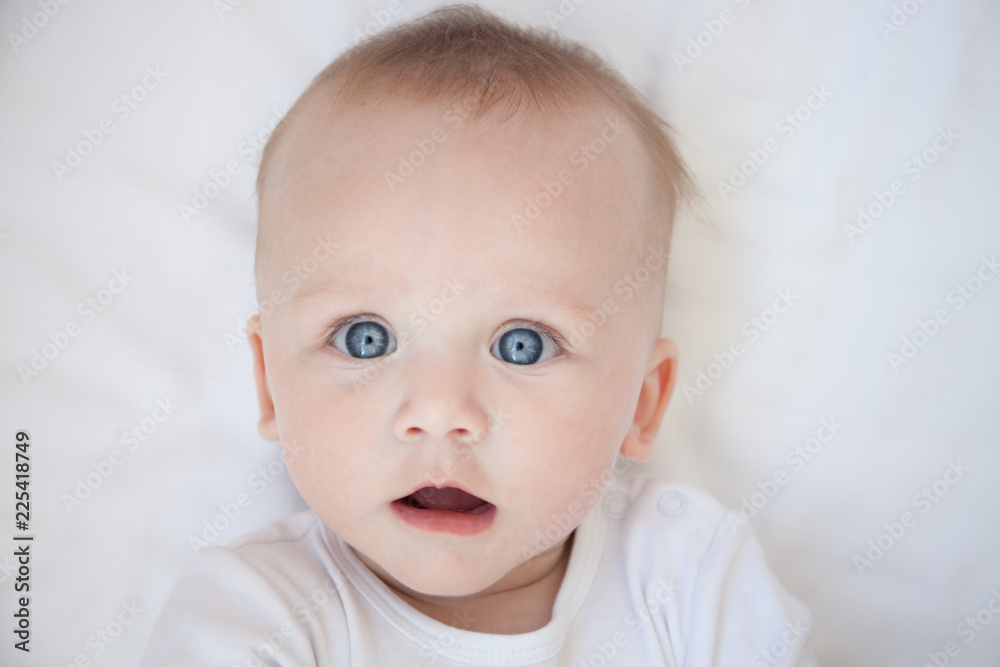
[401,426,477,441]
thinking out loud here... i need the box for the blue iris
[496,328,543,365]
[344,321,392,358]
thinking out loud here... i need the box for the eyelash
[497,320,569,356]
[323,313,386,349]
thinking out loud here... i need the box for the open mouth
[401,486,493,514]
[391,486,497,535]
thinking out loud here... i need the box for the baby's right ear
[247,314,280,441]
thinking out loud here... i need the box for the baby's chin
[347,540,510,599]
[374,549,511,598]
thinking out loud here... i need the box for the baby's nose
[390,354,490,446]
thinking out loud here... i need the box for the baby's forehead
[274,86,644,190]
[300,99,639,222]
[255,89,656,295]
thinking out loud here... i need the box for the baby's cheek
[533,424,618,497]
[278,405,348,493]
[283,443,356,528]
[563,385,632,449]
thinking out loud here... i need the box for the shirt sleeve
[679,516,816,667]
[138,545,337,667]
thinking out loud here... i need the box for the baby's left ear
[620,338,678,462]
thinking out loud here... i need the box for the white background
[1,0,998,665]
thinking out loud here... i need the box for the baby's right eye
[330,319,396,359]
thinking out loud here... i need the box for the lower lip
[391,499,497,536]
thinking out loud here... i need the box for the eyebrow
[286,284,363,310]
[284,280,600,322]
[284,269,413,311]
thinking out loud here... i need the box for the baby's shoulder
[612,474,730,540]
[223,508,322,554]
[205,509,342,594]
[589,475,814,665]
[602,474,750,583]
[141,511,351,665]
[615,474,728,517]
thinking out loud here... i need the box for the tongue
[412,487,487,512]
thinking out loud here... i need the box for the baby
[142,4,814,665]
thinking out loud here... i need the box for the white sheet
[1,1,997,665]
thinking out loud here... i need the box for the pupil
[346,322,389,358]
[499,328,542,365]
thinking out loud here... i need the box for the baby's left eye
[491,327,560,365]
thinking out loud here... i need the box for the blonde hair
[256,3,694,300]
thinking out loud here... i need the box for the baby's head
[247,4,693,599]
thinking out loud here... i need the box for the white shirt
[140,474,815,666]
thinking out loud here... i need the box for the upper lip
[397,482,492,505]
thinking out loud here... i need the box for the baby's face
[249,93,676,597]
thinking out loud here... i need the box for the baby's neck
[373,531,575,635]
